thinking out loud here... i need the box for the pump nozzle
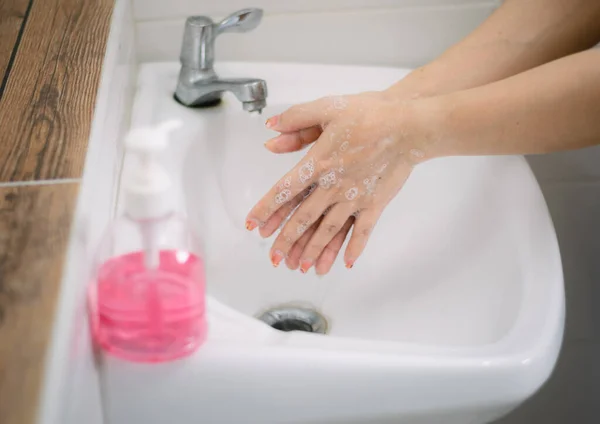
[123,119,182,221]
[125,119,182,153]
[122,119,183,269]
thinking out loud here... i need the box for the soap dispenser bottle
[88,120,207,363]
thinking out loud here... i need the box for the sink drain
[256,306,328,334]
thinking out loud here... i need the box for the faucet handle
[178,8,264,80]
[216,8,263,35]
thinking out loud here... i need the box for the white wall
[134,0,499,67]
[132,1,599,423]
[495,152,600,423]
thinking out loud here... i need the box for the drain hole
[271,318,313,332]
[256,306,328,334]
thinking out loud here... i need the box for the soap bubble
[319,170,337,189]
[275,189,292,205]
[332,96,348,110]
[410,148,425,159]
[345,187,359,201]
[298,158,315,184]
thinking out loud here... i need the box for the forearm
[390,0,600,97]
[420,49,600,158]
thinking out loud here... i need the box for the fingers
[315,217,354,275]
[270,188,333,265]
[265,98,330,133]
[345,209,382,268]
[247,128,335,228]
[247,122,344,228]
[245,155,320,229]
[264,126,322,153]
[259,189,307,238]
[285,219,322,270]
[299,203,355,267]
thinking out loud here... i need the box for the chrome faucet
[174,8,268,113]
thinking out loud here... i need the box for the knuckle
[315,159,330,174]
[296,211,313,225]
[356,225,371,238]
[291,220,310,237]
[279,230,296,246]
[325,223,339,234]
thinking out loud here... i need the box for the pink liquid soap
[88,250,207,363]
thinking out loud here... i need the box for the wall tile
[133,0,495,21]
[494,341,599,423]
[527,145,600,183]
[136,4,495,66]
[536,182,600,342]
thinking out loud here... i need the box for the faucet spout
[175,75,267,112]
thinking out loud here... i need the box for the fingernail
[345,260,355,269]
[264,135,282,149]
[271,250,284,267]
[299,260,312,274]
[245,219,258,231]
[265,115,279,129]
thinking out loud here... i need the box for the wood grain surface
[0,0,32,94]
[0,0,115,422]
[0,0,114,182]
[0,183,79,424]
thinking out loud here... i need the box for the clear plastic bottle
[88,120,207,363]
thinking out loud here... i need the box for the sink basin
[104,62,564,424]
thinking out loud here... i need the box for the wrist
[391,95,449,164]
[386,66,443,100]
[421,92,475,160]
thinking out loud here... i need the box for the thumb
[264,126,322,153]
[265,97,329,133]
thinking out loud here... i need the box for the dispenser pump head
[123,120,182,220]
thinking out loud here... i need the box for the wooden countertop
[0,1,114,423]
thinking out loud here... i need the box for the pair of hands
[245,90,429,275]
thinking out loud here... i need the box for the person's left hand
[245,91,428,274]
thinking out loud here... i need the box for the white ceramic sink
[103,62,564,424]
